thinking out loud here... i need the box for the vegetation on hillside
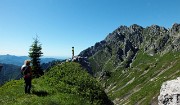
[100,51,180,104]
[0,62,112,105]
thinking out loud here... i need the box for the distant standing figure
[21,60,32,94]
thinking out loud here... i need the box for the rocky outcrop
[143,25,169,55]
[72,56,93,75]
[158,77,180,105]
[79,40,106,57]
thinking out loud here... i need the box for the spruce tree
[29,37,44,77]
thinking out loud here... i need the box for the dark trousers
[24,78,31,94]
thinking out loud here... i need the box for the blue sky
[0,0,180,58]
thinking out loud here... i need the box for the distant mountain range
[0,54,60,66]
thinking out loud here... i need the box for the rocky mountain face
[79,23,180,104]
[79,23,180,76]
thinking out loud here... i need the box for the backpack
[21,65,29,76]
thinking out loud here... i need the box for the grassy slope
[0,62,111,105]
[101,51,180,105]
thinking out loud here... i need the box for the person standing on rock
[21,60,32,94]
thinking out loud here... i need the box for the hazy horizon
[0,54,69,59]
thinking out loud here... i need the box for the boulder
[158,77,180,105]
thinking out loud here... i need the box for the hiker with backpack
[21,60,32,94]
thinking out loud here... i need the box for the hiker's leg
[25,79,28,93]
[27,78,31,94]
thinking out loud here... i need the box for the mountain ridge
[80,23,180,57]
[79,23,180,75]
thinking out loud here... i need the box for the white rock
[158,77,180,105]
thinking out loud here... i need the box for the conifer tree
[29,37,44,77]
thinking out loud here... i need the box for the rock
[158,77,180,105]
[170,23,180,36]
[72,56,93,75]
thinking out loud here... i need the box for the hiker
[21,60,32,94]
